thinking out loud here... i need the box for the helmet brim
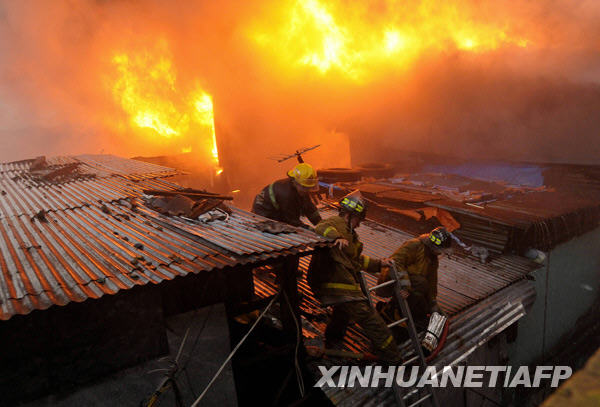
[296,182,320,192]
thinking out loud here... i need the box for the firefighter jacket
[311,215,381,304]
[252,178,321,227]
[390,237,439,299]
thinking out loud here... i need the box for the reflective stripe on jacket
[391,237,439,298]
[312,215,381,302]
[251,178,321,227]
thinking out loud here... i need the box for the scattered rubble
[29,156,47,171]
[148,194,195,216]
[470,245,490,263]
[24,156,95,184]
[144,189,232,221]
[42,163,80,181]
[32,210,48,223]
[253,220,297,234]
[198,210,228,223]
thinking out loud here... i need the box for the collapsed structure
[0,153,598,406]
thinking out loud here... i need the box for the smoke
[1,0,599,198]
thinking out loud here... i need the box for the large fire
[110,41,221,171]
[3,0,594,182]
[251,0,530,80]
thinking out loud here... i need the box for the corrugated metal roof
[356,183,442,204]
[254,207,538,405]
[0,174,181,218]
[318,280,536,407]
[315,207,536,316]
[0,154,180,181]
[334,170,600,251]
[427,199,540,228]
[75,154,181,180]
[0,155,327,320]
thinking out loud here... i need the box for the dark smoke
[1,0,599,200]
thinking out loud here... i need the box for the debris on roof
[0,154,327,320]
[318,158,600,253]
[143,187,233,220]
[253,220,298,234]
[253,206,539,406]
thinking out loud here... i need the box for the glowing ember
[251,0,530,80]
[110,42,220,170]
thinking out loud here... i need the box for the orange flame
[110,42,220,171]
[250,0,530,81]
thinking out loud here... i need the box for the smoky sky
[1,0,599,191]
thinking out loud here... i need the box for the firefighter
[383,227,451,324]
[252,163,321,227]
[309,190,402,362]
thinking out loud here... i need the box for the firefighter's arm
[305,200,322,226]
[315,222,349,253]
[359,254,381,274]
[301,195,322,226]
[307,210,322,226]
[391,245,413,290]
[315,221,344,242]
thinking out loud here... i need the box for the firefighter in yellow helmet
[308,191,402,362]
[252,163,322,227]
[377,227,451,328]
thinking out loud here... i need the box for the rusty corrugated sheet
[0,155,327,320]
[0,154,180,181]
[348,175,600,252]
[317,280,536,407]
[313,207,536,316]
[356,183,442,204]
[254,205,537,327]
[427,199,541,228]
[0,175,182,218]
[254,208,538,406]
[76,154,181,179]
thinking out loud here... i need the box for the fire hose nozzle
[422,312,448,353]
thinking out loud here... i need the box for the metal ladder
[359,264,440,407]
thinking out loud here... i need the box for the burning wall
[1,0,599,194]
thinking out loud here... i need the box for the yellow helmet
[287,163,319,191]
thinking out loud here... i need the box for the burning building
[299,156,600,406]
[0,154,328,405]
[1,0,600,170]
[0,0,599,406]
[1,151,597,406]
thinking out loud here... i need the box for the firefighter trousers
[404,274,435,323]
[380,274,433,326]
[325,300,401,362]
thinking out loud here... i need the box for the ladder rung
[407,393,431,407]
[402,355,419,366]
[387,317,408,328]
[402,388,419,399]
[368,279,396,291]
